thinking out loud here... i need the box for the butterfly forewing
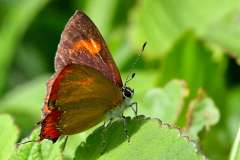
[55,11,122,87]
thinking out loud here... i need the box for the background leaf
[0,0,50,94]
[0,76,48,136]
[158,32,226,101]
[184,90,220,139]
[84,0,119,37]
[226,88,240,141]
[129,0,240,60]
[142,80,188,123]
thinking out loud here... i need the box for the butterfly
[39,10,144,142]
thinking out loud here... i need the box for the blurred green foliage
[0,0,240,159]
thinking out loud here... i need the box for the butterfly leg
[36,120,41,126]
[60,136,68,152]
[103,117,113,128]
[100,118,113,155]
[130,102,138,116]
[122,115,130,142]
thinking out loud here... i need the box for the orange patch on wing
[73,38,101,55]
[78,77,94,86]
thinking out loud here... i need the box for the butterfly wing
[40,64,123,141]
[55,11,122,87]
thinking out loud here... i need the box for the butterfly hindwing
[40,64,123,140]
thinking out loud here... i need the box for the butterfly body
[39,11,133,142]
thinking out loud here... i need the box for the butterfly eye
[123,87,134,98]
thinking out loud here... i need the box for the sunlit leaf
[75,116,205,160]
[0,114,19,160]
[11,129,63,160]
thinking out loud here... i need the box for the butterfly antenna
[17,139,41,146]
[17,122,42,146]
[124,42,147,86]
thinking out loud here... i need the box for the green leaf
[63,134,89,160]
[127,70,158,94]
[0,75,49,135]
[184,90,220,139]
[129,0,240,61]
[85,0,119,38]
[0,0,50,93]
[142,80,189,124]
[11,129,63,160]
[155,31,226,159]
[226,87,240,141]
[63,126,101,160]
[203,10,240,64]
[230,128,240,160]
[75,116,205,160]
[0,114,19,160]
[158,32,227,103]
